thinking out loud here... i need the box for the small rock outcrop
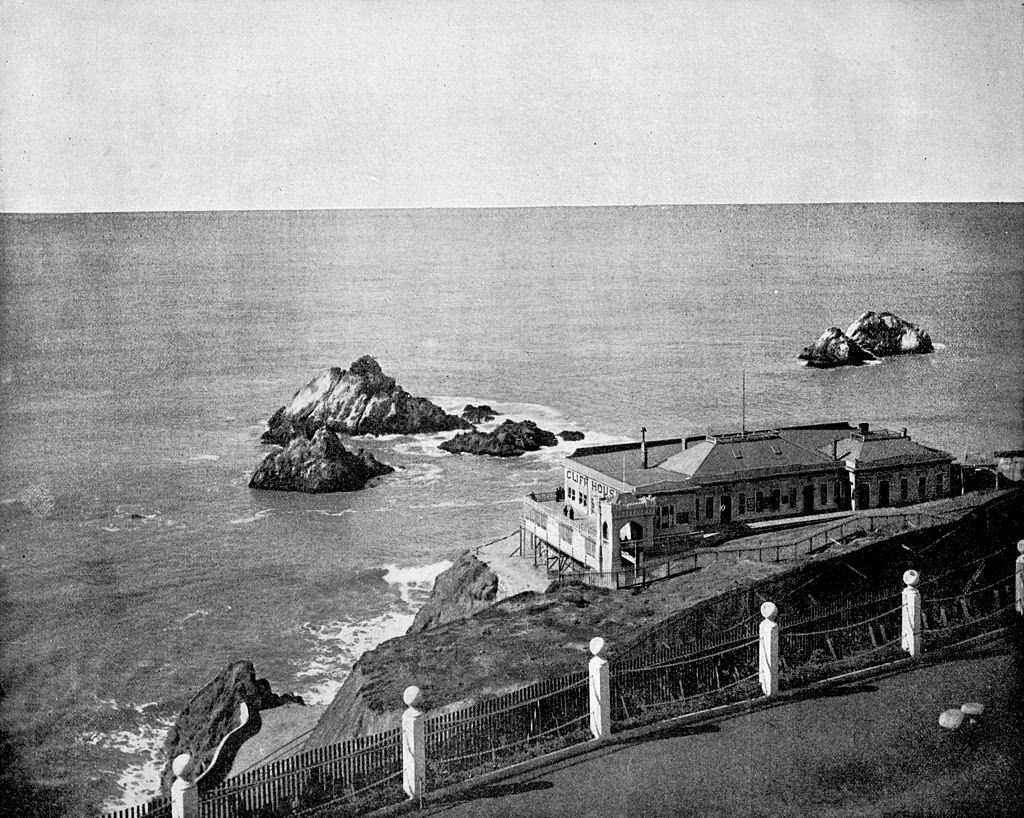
[799,327,877,368]
[846,311,934,357]
[460,404,499,424]
[407,551,498,634]
[161,661,303,792]
[439,419,559,457]
[249,428,394,493]
[558,430,585,441]
[260,356,472,444]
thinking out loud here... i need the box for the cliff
[260,356,472,444]
[408,551,498,634]
[249,427,394,493]
[846,311,934,357]
[799,327,876,368]
[161,661,303,792]
[439,419,559,457]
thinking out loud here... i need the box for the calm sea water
[1,204,1021,813]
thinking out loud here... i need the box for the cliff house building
[521,422,953,577]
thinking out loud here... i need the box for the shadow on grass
[466,779,556,800]
[615,721,721,745]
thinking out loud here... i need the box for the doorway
[720,495,732,524]
[802,484,814,514]
[879,480,890,508]
[857,483,870,509]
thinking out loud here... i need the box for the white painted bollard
[901,569,922,658]
[1016,541,1024,616]
[170,753,198,818]
[588,636,610,740]
[401,686,425,801]
[758,602,779,697]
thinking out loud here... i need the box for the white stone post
[401,686,425,801]
[588,636,611,740]
[758,602,779,697]
[170,753,198,818]
[901,569,922,658]
[1016,541,1024,616]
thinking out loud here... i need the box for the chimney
[641,427,648,469]
[858,422,870,436]
[901,427,908,438]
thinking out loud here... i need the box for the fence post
[758,602,779,696]
[170,754,198,818]
[1016,541,1024,615]
[901,569,922,658]
[401,686,425,801]
[589,636,611,740]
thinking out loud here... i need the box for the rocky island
[801,311,934,367]
[439,419,559,457]
[799,327,877,368]
[249,427,394,493]
[846,311,934,356]
[460,404,499,424]
[260,356,472,444]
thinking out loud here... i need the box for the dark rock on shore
[460,404,499,424]
[558,430,585,441]
[846,311,934,357]
[408,551,498,634]
[260,356,472,444]
[249,428,394,493]
[161,661,303,791]
[439,419,559,457]
[799,327,877,368]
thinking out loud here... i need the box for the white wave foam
[933,342,947,351]
[294,560,452,705]
[83,713,174,812]
[189,454,220,462]
[103,526,122,532]
[391,432,454,458]
[179,608,211,623]
[228,509,272,525]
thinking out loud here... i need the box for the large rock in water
[461,404,499,424]
[260,356,472,444]
[249,427,394,493]
[439,419,559,457]
[799,327,877,368]
[408,551,498,634]
[846,311,934,357]
[161,661,303,792]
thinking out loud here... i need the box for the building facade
[521,421,953,575]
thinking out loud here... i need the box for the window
[936,473,944,495]
[739,494,746,515]
[820,484,827,505]
[771,489,781,511]
[900,479,908,502]
[695,495,700,520]
[781,494,789,506]
[675,511,690,525]
[756,491,764,512]
[568,487,576,501]
[790,491,797,509]
[919,475,927,498]
[706,496,714,518]
[602,522,609,540]
[834,482,842,503]
[656,504,675,530]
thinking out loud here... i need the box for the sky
[1,0,1021,212]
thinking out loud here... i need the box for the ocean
[0,203,1021,813]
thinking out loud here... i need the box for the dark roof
[567,439,685,487]
[827,434,953,468]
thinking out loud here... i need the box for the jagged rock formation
[846,311,934,357]
[260,356,472,444]
[408,551,498,634]
[161,661,303,792]
[558,430,585,441]
[460,404,499,424]
[249,427,394,493]
[439,419,559,457]
[799,327,877,368]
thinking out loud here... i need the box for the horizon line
[3,200,1023,217]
